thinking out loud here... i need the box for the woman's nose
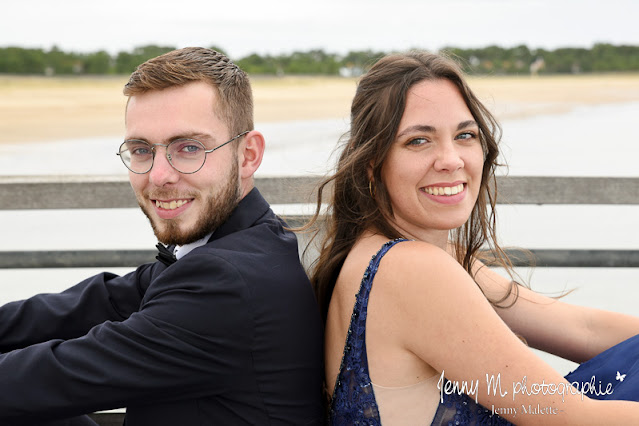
[433,140,464,172]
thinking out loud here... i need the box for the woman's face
[380,78,485,242]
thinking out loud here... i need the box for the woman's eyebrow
[396,124,436,139]
[457,120,478,130]
[397,120,478,139]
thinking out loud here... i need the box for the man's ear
[238,130,265,179]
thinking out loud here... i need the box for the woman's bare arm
[471,258,639,362]
[378,241,639,425]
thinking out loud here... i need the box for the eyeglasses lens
[119,139,207,174]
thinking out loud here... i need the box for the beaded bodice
[329,239,512,425]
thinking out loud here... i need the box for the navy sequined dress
[564,333,639,402]
[329,239,512,425]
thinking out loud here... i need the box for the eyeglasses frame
[117,130,250,174]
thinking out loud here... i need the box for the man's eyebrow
[169,132,214,142]
[396,120,478,139]
[124,133,215,143]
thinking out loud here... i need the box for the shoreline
[1,74,638,145]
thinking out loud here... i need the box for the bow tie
[156,243,177,266]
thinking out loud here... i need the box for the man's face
[125,81,241,245]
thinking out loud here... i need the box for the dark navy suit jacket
[0,188,324,425]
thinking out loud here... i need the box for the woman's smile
[420,182,467,204]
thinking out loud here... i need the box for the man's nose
[148,146,180,187]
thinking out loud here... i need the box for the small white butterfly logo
[616,371,626,382]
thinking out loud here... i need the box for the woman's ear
[238,130,265,179]
[367,161,375,181]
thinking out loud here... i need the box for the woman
[307,51,639,424]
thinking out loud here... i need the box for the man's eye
[180,144,202,153]
[130,146,151,156]
[172,140,203,153]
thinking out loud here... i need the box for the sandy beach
[0,73,638,144]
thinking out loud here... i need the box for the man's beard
[138,160,241,246]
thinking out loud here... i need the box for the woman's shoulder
[345,235,471,297]
[374,239,465,279]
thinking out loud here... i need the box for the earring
[369,180,376,198]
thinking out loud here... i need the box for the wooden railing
[1,175,638,268]
[1,175,638,425]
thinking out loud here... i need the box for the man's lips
[153,199,192,210]
[149,198,194,219]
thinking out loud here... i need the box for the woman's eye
[406,137,429,146]
[456,132,477,140]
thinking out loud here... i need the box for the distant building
[530,57,545,75]
[339,66,364,77]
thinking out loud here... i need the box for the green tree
[541,47,590,73]
[237,53,280,74]
[45,46,84,74]
[115,45,176,74]
[84,50,112,74]
[0,47,46,73]
[339,50,385,75]
[2,44,639,76]
[285,50,340,75]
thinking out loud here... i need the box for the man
[0,47,323,425]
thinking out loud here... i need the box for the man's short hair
[124,47,253,136]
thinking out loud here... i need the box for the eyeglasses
[117,131,249,174]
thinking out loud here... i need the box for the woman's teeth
[424,184,464,196]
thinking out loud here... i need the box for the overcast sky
[3,0,637,59]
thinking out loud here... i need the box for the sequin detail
[329,239,513,426]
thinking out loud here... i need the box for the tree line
[1,43,637,76]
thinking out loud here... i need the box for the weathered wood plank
[0,175,137,210]
[497,176,639,205]
[0,250,156,268]
[0,175,323,210]
[0,176,638,210]
[2,249,637,269]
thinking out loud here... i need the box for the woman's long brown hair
[302,51,519,323]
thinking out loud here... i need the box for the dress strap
[356,238,409,304]
[329,239,408,425]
